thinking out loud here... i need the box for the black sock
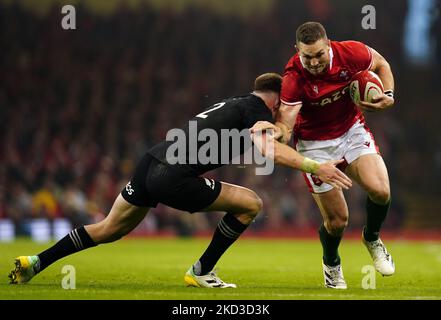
[194,213,248,276]
[319,223,342,267]
[364,196,391,242]
[37,226,96,272]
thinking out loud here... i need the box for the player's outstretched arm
[250,121,283,141]
[314,160,353,190]
[251,131,352,190]
[274,102,302,144]
[249,103,301,144]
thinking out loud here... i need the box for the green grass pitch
[1,238,440,300]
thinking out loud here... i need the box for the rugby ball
[349,70,384,106]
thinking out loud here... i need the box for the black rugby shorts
[121,153,222,213]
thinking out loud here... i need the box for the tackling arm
[275,102,302,144]
[250,131,352,190]
[249,102,301,143]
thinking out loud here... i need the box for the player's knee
[233,193,262,225]
[248,194,263,217]
[326,217,348,236]
[369,184,390,205]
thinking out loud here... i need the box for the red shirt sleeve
[280,72,303,106]
[339,40,373,71]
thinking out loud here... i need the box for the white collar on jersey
[329,46,334,71]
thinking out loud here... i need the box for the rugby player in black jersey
[9,73,351,288]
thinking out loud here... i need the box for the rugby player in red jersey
[254,22,395,289]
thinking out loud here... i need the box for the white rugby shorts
[296,120,379,193]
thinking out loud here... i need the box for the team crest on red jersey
[339,70,350,80]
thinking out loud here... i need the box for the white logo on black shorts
[125,182,134,195]
[204,178,215,190]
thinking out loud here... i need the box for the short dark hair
[254,73,282,93]
[296,22,327,45]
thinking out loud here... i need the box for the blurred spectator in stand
[31,177,60,220]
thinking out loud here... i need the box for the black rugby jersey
[148,94,273,175]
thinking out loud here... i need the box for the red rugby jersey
[281,40,373,140]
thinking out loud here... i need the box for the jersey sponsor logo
[125,182,134,195]
[310,85,350,107]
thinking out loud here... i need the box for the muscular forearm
[275,121,292,144]
[376,62,394,93]
[369,48,395,108]
[252,132,318,173]
[273,141,319,173]
[275,103,301,144]
[361,55,396,112]
[252,133,352,190]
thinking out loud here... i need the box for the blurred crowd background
[1,0,440,240]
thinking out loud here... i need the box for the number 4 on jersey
[196,102,226,119]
